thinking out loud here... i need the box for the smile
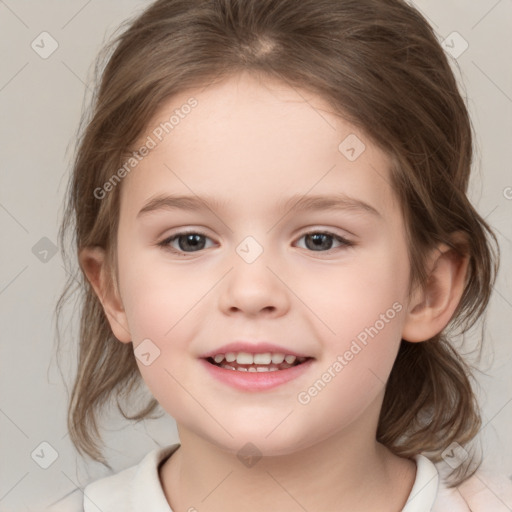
[207,351,310,372]
[201,354,315,391]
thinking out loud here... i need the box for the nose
[218,246,290,318]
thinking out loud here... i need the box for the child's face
[113,72,413,455]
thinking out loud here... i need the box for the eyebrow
[137,192,381,218]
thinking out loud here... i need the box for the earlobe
[78,246,132,343]
[402,238,469,343]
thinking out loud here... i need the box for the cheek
[295,283,406,439]
[299,244,409,340]
[302,244,409,394]
[118,247,204,341]
[117,249,209,391]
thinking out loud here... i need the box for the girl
[56,0,502,510]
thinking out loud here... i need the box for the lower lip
[200,358,314,391]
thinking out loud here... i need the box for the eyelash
[157,229,355,257]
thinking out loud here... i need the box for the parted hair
[56,0,499,486]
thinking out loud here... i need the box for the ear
[402,234,469,343]
[78,246,132,343]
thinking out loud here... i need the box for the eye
[157,229,354,257]
[295,231,354,252]
[158,230,215,256]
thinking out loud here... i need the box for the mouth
[204,352,313,372]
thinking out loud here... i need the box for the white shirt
[47,444,500,511]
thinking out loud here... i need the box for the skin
[80,71,469,512]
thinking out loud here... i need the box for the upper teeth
[213,352,299,365]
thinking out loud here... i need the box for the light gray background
[0,1,511,510]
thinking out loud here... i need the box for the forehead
[120,72,397,221]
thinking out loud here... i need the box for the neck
[159,422,416,512]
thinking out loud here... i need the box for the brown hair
[56,0,499,486]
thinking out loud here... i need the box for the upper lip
[200,341,313,359]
